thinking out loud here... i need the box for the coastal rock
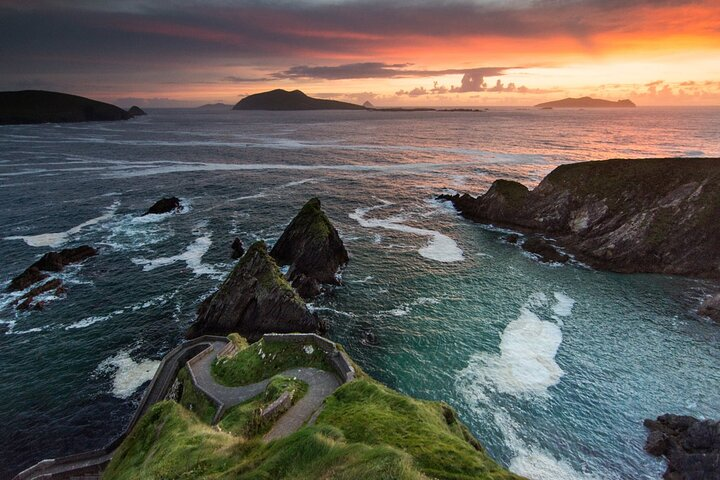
[16,279,65,311]
[233,89,365,111]
[522,237,569,263]
[8,246,97,292]
[231,237,245,259]
[0,90,131,125]
[143,197,182,216]
[535,97,636,108]
[698,293,720,322]
[186,241,324,341]
[270,198,349,298]
[127,105,146,116]
[440,158,720,278]
[506,234,520,244]
[644,414,720,479]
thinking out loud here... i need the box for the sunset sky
[2,0,719,107]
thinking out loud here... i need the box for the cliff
[185,241,324,341]
[233,89,366,111]
[535,97,636,108]
[0,90,131,125]
[270,198,349,298]
[440,158,720,278]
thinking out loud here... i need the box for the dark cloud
[271,63,508,80]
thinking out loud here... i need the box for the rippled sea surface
[1,108,719,479]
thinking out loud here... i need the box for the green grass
[176,367,217,424]
[212,338,332,387]
[218,375,308,438]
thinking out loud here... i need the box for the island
[233,89,366,111]
[535,97,636,108]
[127,105,146,116]
[0,90,131,125]
[197,103,233,111]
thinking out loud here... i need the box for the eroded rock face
[644,414,720,480]
[231,237,245,260]
[143,197,181,216]
[440,158,720,278]
[270,198,349,298]
[698,293,720,322]
[186,241,324,341]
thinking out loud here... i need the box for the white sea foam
[4,201,119,247]
[279,178,317,188]
[96,350,160,399]
[350,203,463,263]
[66,315,112,330]
[552,292,576,318]
[132,235,220,277]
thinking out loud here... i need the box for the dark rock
[522,237,569,263]
[698,293,720,322]
[0,90,131,125]
[16,279,64,311]
[270,198,349,299]
[292,274,322,299]
[231,237,245,260]
[644,414,720,480]
[143,197,181,216]
[8,246,97,292]
[506,234,520,244]
[233,89,365,111]
[127,105,146,116]
[185,241,324,341]
[535,97,635,108]
[441,158,720,278]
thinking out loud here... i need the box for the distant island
[535,97,636,108]
[0,90,131,125]
[197,103,233,110]
[233,89,366,111]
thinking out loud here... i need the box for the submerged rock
[698,293,720,322]
[186,241,324,341]
[522,237,569,264]
[506,234,520,244]
[270,198,349,298]
[16,279,65,311]
[441,158,720,278]
[143,197,181,216]
[231,237,245,259]
[644,414,720,480]
[8,246,97,292]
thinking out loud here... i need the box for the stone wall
[263,333,356,383]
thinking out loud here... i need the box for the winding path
[187,341,341,437]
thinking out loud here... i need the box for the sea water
[1,107,719,479]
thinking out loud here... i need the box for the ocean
[1,107,719,479]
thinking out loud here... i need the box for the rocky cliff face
[441,158,720,278]
[186,241,324,341]
[270,198,349,298]
[644,414,720,480]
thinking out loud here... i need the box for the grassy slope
[176,367,217,424]
[212,338,332,386]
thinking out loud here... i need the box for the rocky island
[127,105,146,116]
[0,90,131,125]
[440,158,720,279]
[233,89,366,111]
[535,97,636,108]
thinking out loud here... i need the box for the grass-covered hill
[104,336,523,480]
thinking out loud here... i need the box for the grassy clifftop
[104,337,523,480]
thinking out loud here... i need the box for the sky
[1,0,719,107]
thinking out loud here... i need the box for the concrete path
[186,342,340,439]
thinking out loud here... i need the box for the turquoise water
[1,108,719,478]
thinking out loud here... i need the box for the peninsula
[0,90,131,125]
[535,97,636,108]
[233,89,366,111]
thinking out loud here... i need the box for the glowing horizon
[1,0,719,107]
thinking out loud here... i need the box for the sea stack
[186,241,324,341]
[143,197,182,215]
[127,105,146,116]
[440,158,720,278]
[270,198,349,298]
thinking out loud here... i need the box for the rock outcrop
[698,294,720,322]
[127,106,146,116]
[185,241,324,341]
[644,414,720,479]
[270,198,349,298]
[440,158,720,278]
[8,245,97,310]
[521,236,569,263]
[535,97,636,108]
[233,89,366,111]
[0,90,131,125]
[231,237,245,259]
[143,197,182,216]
